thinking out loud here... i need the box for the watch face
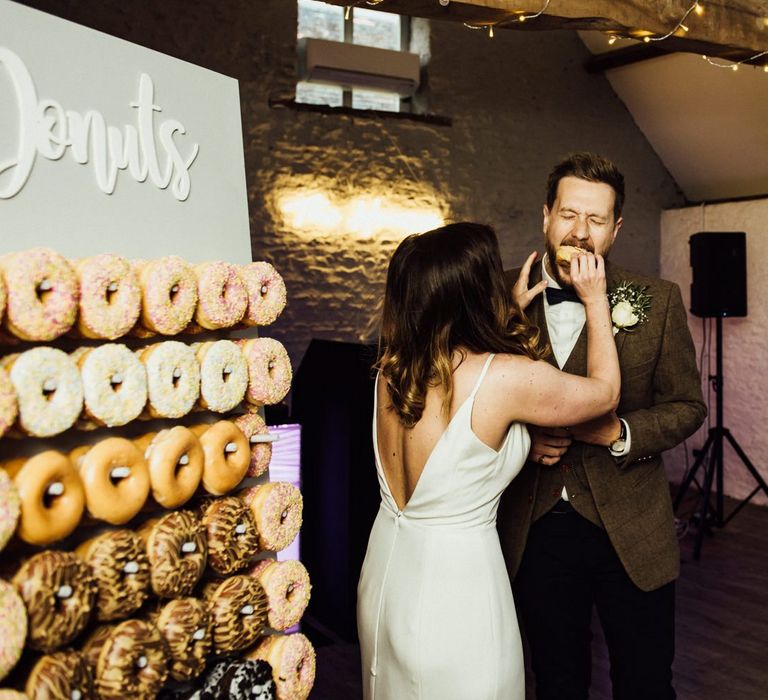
[612,439,626,452]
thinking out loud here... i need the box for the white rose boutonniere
[608,282,652,335]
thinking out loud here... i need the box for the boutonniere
[608,282,652,335]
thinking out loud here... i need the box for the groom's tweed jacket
[497,261,706,592]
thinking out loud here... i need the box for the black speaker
[689,232,747,318]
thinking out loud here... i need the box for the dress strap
[469,354,495,400]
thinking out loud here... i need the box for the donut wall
[0,248,316,700]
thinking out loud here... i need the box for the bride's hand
[513,251,548,311]
[570,252,607,305]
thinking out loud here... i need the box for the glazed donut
[194,261,247,330]
[25,649,93,700]
[139,341,200,419]
[0,690,26,700]
[240,482,303,553]
[139,510,208,598]
[204,575,268,655]
[239,338,292,406]
[3,348,83,437]
[248,559,311,632]
[0,248,79,341]
[136,256,198,335]
[234,412,273,478]
[0,468,20,552]
[76,529,151,621]
[193,421,250,496]
[0,580,26,682]
[75,254,141,339]
[240,262,287,327]
[153,597,212,682]
[194,340,248,413]
[75,344,148,427]
[0,367,18,440]
[88,619,169,700]
[201,496,260,575]
[248,633,316,700]
[12,550,97,652]
[4,451,84,545]
[72,437,150,524]
[140,426,203,509]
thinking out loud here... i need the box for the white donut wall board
[0,0,251,264]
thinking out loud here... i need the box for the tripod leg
[693,441,718,561]
[721,430,768,526]
[674,432,714,511]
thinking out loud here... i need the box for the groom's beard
[544,239,601,288]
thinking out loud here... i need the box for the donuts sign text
[0,47,199,201]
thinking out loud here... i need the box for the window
[296,0,422,114]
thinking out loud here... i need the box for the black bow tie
[546,286,582,305]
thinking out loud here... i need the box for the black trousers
[514,503,676,700]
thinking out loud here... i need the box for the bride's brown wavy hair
[376,222,546,428]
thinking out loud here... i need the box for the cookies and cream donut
[0,367,18,440]
[13,550,96,652]
[139,341,200,419]
[248,559,311,632]
[193,421,250,496]
[0,469,20,552]
[194,340,248,413]
[248,633,316,700]
[239,338,292,406]
[136,256,198,335]
[75,344,148,427]
[139,510,207,598]
[239,262,287,327]
[153,597,212,682]
[140,426,204,509]
[3,348,83,437]
[75,254,142,339]
[76,529,150,621]
[205,575,268,655]
[0,248,79,341]
[71,437,149,524]
[194,261,248,330]
[25,649,93,700]
[0,579,26,682]
[240,482,303,553]
[88,619,169,700]
[234,412,273,478]
[201,496,260,575]
[4,451,85,545]
[214,659,277,700]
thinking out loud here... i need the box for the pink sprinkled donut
[239,262,287,327]
[0,469,20,552]
[194,261,248,330]
[240,482,303,553]
[234,412,273,478]
[0,248,79,341]
[0,271,6,326]
[0,579,26,682]
[248,558,311,631]
[239,338,292,406]
[136,256,198,335]
[0,366,18,440]
[75,254,141,339]
[248,633,316,700]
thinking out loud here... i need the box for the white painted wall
[661,201,768,505]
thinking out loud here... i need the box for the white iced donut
[194,340,248,413]
[75,344,147,427]
[138,341,200,419]
[240,337,292,406]
[239,261,287,326]
[193,261,248,330]
[2,348,83,437]
[0,248,79,341]
[0,366,18,440]
[75,254,142,339]
[136,256,198,335]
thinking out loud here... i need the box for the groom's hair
[546,152,625,221]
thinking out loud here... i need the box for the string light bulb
[764,65,768,72]
[695,2,704,15]
[680,23,689,32]
[345,5,351,20]
[608,35,618,45]
[643,36,651,43]
[489,25,494,37]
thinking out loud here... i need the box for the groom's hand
[527,425,572,466]
[568,412,622,447]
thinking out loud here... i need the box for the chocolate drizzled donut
[13,551,97,652]
[201,496,260,575]
[205,575,268,654]
[153,597,212,682]
[25,649,93,700]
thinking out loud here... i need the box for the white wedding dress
[357,354,528,699]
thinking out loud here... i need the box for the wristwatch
[610,419,628,453]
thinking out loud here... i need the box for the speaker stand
[673,317,768,560]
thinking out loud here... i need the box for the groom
[498,152,706,700]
